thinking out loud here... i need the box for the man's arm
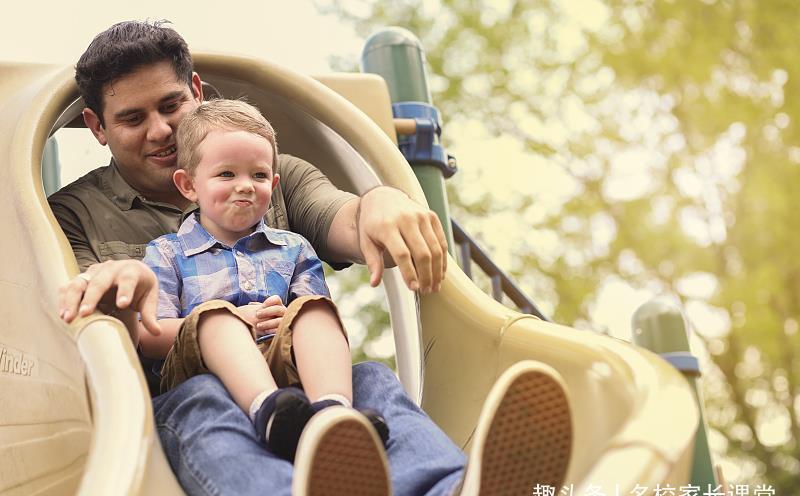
[49,201,102,271]
[326,186,448,294]
[275,155,448,293]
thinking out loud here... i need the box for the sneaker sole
[466,360,573,495]
[293,407,392,496]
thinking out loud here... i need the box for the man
[51,20,571,495]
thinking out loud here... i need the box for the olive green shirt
[48,154,356,271]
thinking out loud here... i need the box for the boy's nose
[235,179,255,192]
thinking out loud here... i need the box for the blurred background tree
[317,0,799,489]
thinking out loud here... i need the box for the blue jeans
[153,362,466,495]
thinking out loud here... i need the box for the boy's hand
[235,303,260,327]
[58,260,162,337]
[254,295,286,336]
[237,295,286,336]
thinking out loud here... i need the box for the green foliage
[324,264,396,370]
[319,0,800,488]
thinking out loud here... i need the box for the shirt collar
[101,158,190,213]
[101,159,139,211]
[178,214,287,257]
[253,219,288,247]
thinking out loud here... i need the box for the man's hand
[58,260,162,337]
[238,295,286,336]
[358,186,448,293]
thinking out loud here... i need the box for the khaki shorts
[159,295,346,394]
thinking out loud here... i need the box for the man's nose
[146,114,174,142]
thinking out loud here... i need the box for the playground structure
[0,28,708,494]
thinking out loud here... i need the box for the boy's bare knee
[197,308,248,337]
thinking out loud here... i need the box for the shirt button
[242,281,254,291]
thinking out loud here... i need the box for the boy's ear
[271,173,280,191]
[173,169,198,203]
[83,108,107,146]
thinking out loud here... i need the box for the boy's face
[177,129,278,245]
[82,60,203,205]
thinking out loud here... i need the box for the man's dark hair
[75,20,194,126]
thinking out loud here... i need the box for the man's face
[180,130,279,245]
[83,60,203,205]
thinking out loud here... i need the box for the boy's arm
[134,241,183,354]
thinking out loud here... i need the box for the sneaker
[293,407,392,496]
[254,387,315,462]
[359,408,390,445]
[311,400,390,445]
[458,360,572,495]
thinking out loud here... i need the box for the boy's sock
[310,394,390,445]
[310,393,351,412]
[248,390,273,423]
[252,387,314,461]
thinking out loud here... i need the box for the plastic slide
[0,53,699,495]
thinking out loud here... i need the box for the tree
[318,0,800,489]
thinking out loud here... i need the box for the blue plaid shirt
[143,213,330,319]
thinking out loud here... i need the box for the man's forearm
[325,197,363,264]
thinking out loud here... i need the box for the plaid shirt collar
[177,213,287,257]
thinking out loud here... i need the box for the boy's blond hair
[176,99,278,174]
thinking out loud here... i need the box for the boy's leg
[165,300,314,461]
[197,308,277,412]
[272,296,388,443]
[290,298,352,402]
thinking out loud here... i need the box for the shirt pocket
[98,241,148,261]
[261,259,295,301]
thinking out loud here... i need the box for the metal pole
[361,27,456,257]
[632,298,718,487]
[41,137,61,196]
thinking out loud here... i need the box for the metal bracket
[660,352,701,376]
[392,102,457,178]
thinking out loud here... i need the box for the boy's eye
[219,171,234,178]
[253,172,268,180]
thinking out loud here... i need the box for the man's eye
[122,115,142,125]
[162,101,180,113]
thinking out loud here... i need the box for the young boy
[138,99,385,461]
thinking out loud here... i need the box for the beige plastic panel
[314,73,399,145]
[0,53,698,494]
[0,61,183,495]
